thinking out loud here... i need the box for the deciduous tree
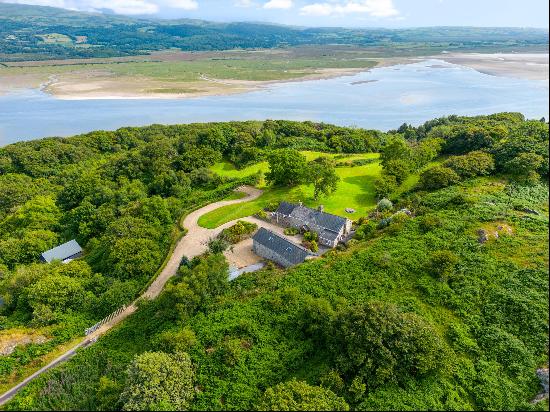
[307,157,340,199]
[120,351,195,411]
[259,379,349,411]
[266,149,307,187]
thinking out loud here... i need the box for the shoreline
[1,57,412,101]
[45,66,383,101]
[432,52,549,81]
[1,53,548,101]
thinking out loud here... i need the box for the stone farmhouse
[272,202,352,248]
[252,227,311,268]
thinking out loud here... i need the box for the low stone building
[40,239,83,264]
[252,227,311,268]
[272,202,352,248]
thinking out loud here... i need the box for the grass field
[201,153,446,229]
[0,48,381,97]
[106,58,377,82]
[210,151,378,182]
[199,152,382,228]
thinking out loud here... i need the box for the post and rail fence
[85,304,127,336]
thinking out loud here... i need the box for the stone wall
[253,241,293,268]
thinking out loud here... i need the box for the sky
[2,0,549,28]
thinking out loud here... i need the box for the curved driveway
[0,185,263,406]
[143,185,263,298]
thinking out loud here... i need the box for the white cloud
[3,0,159,14]
[3,0,66,7]
[299,2,331,16]
[1,0,203,14]
[234,0,255,7]
[91,0,159,14]
[301,0,399,18]
[263,0,292,9]
[164,0,198,9]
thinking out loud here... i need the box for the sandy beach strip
[435,53,549,81]
[40,66,378,100]
[1,53,547,100]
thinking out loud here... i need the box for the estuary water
[0,59,548,145]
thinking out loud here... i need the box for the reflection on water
[0,59,548,145]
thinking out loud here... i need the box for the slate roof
[289,205,348,234]
[319,229,340,243]
[41,240,83,263]
[275,201,297,216]
[252,228,310,266]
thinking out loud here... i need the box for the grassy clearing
[202,153,446,229]
[211,151,379,184]
[200,152,382,228]
[37,33,73,45]
[0,335,83,394]
[223,191,247,201]
[210,160,267,181]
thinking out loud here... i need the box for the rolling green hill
[1,3,548,61]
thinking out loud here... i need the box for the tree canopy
[259,380,349,411]
[265,149,307,187]
[120,351,195,411]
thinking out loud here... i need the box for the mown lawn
[203,153,446,229]
[210,151,377,184]
[200,152,382,228]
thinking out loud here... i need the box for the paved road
[0,342,82,405]
[0,185,263,407]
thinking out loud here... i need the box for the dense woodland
[1,3,548,61]
[0,113,548,410]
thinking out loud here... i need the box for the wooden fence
[85,305,127,336]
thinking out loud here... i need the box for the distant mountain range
[1,2,548,61]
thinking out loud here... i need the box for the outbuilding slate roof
[41,240,83,263]
[252,228,310,266]
[319,229,340,243]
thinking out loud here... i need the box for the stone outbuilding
[252,228,311,268]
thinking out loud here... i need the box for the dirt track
[0,185,263,406]
[143,185,263,298]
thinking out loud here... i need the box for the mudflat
[1,50,547,100]
[0,48,382,99]
[44,67,375,100]
[437,53,549,81]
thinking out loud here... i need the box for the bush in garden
[377,198,393,212]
